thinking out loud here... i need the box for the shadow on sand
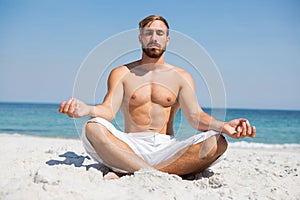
[46,151,110,175]
[46,151,215,180]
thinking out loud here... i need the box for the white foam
[228,141,300,149]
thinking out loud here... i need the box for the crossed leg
[85,122,151,173]
[154,135,227,175]
[85,122,227,178]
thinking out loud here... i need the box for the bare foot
[104,172,120,180]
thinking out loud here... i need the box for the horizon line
[0,100,299,112]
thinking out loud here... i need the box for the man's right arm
[58,66,127,121]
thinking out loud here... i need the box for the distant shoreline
[0,101,299,112]
[1,102,299,145]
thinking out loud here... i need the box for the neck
[141,52,165,65]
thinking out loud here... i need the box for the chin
[143,48,165,58]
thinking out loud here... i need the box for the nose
[150,32,158,42]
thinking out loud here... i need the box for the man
[59,15,256,179]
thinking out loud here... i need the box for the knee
[199,135,227,159]
[198,136,218,159]
[85,122,108,144]
[216,135,227,156]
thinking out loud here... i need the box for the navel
[167,97,171,102]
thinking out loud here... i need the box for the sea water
[0,102,299,146]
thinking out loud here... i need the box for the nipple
[131,94,136,100]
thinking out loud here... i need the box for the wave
[0,128,49,133]
[228,141,300,149]
[0,132,79,140]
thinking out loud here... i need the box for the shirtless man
[59,15,256,179]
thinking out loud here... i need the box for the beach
[1,134,299,200]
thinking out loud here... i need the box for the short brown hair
[139,15,169,35]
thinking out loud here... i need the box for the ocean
[0,102,299,147]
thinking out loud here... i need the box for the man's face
[139,20,170,58]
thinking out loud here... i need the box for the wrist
[208,118,224,133]
[88,106,95,117]
[215,121,225,133]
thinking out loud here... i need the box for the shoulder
[166,64,195,88]
[110,65,129,77]
[109,60,140,78]
[105,66,130,89]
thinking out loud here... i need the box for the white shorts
[82,117,225,173]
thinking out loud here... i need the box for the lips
[147,43,161,48]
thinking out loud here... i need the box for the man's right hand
[58,98,91,118]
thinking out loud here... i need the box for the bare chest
[122,72,180,107]
[128,84,177,107]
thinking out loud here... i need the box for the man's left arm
[178,71,256,139]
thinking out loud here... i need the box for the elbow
[102,110,115,122]
[98,113,114,122]
[94,104,115,122]
[107,113,116,122]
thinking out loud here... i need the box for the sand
[0,134,299,200]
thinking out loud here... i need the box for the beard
[142,47,165,58]
[142,41,166,58]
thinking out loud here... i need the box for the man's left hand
[222,119,256,139]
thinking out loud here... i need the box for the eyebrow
[142,28,166,33]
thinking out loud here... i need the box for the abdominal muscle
[122,102,171,134]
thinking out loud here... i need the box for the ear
[166,36,170,46]
[138,34,142,44]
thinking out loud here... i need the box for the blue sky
[0,0,299,110]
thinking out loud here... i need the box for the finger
[235,126,241,138]
[241,121,247,137]
[250,126,256,138]
[245,120,252,136]
[73,102,81,117]
[68,101,75,116]
[239,118,247,123]
[68,99,77,117]
[63,98,73,113]
[58,101,66,113]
